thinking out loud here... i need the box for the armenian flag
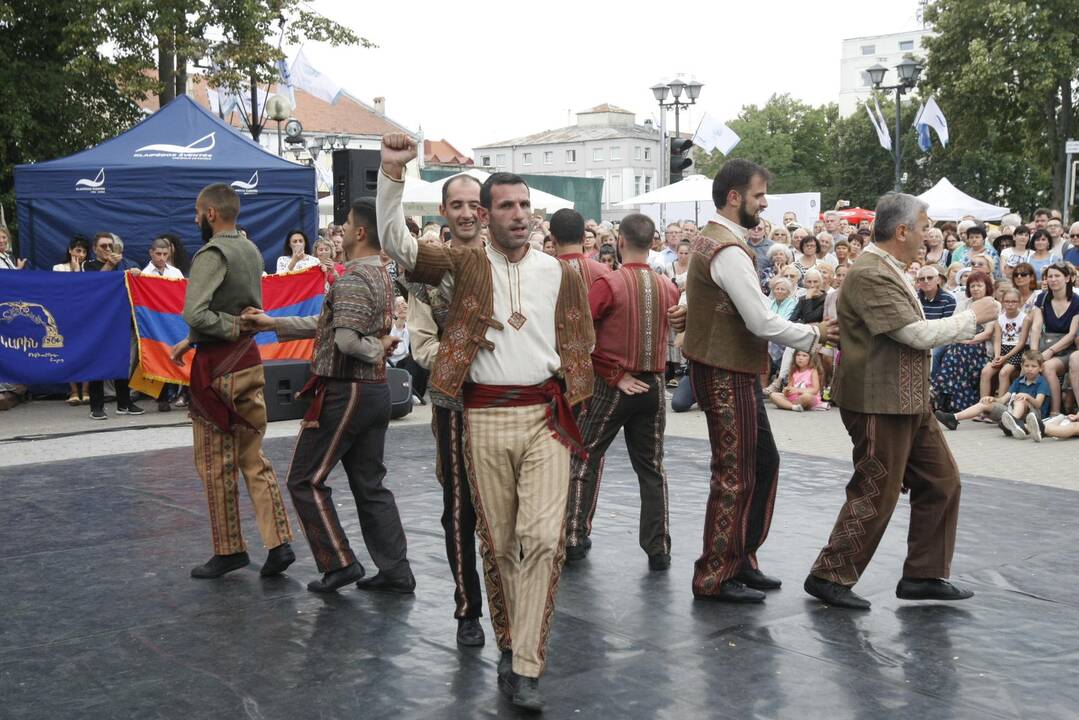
[127,268,324,385]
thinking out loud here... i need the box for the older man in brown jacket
[805,192,998,610]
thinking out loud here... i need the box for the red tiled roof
[424,139,473,166]
[137,75,414,137]
[584,103,632,114]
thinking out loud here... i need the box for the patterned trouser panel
[192,364,292,556]
[690,364,779,597]
[567,373,671,555]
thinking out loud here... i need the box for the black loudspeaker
[263,360,312,422]
[332,149,381,224]
[387,366,413,420]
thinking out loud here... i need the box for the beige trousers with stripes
[464,404,570,678]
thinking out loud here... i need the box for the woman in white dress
[276,230,320,274]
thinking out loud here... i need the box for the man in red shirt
[565,213,681,568]
[551,208,611,289]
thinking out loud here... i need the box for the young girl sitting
[935,350,1050,438]
[769,350,821,412]
[979,288,1029,403]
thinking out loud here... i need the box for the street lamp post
[866,57,922,192]
[652,78,703,187]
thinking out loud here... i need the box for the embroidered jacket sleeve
[889,312,977,350]
[855,270,978,350]
[183,248,238,342]
[710,246,820,352]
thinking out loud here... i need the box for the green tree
[921,0,1079,213]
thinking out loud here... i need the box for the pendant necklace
[506,258,527,330]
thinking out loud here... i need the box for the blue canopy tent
[14,96,317,272]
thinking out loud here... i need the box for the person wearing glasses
[1010,261,1043,314]
[1061,222,1079,268]
[917,265,956,375]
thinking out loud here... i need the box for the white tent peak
[916,177,1009,222]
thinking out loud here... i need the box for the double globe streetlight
[865,57,922,192]
[651,78,704,185]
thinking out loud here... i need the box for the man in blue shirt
[917,265,956,374]
[1062,222,1079,268]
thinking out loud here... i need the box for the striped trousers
[285,380,410,577]
[192,365,292,555]
[464,404,570,679]
[567,373,670,556]
[690,364,779,597]
[432,404,484,619]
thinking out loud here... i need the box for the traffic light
[669,137,693,183]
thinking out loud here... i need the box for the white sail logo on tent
[133,132,216,159]
[230,171,259,195]
[75,168,106,193]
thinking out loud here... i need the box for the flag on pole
[912,102,932,152]
[865,100,892,151]
[275,58,296,108]
[692,113,741,155]
[918,96,949,149]
[290,48,341,104]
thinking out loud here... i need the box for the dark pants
[432,404,483,619]
[393,355,429,399]
[567,373,670,556]
[285,379,410,576]
[88,379,130,413]
[811,409,962,586]
[691,364,779,596]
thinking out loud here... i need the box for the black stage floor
[2,424,1077,719]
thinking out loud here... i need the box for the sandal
[66,393,80,406]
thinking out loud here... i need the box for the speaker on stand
[332,149,382,224]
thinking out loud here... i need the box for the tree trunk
[174,16,187,98]
[248,68,261,141]
[1056,78,1074,213]
[157,32,175,107]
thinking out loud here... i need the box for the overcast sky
[294,0,923,154]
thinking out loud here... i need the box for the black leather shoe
[648,553,671,571]
[896,577,974,601]
[804,574,871,609]
[736,567,782,590]
[934,409,958,431]
[260,542,296,576]
[307,562,364,593]
[497,651,517,700]
[356,570,416,594]
[695,579,765,603]
[497,649,513,679]
[512,676,544,712]
[191,552,249,579]
[565,535,592,562]
[457,617,485,647]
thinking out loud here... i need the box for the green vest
[187,231,264,344]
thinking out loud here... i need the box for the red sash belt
[297,375,383,430]
[464,379,588,459]
[190,337,262,432]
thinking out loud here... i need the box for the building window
[899,40,914,51]
[522,152,532,165]
[644,147,652,161]
[644,175,652,193]
[634,146,642,160]
[634,175,642,195]
[481,155,491,166]
[566,149,577,163]
[543,151,553,164]
[610,145,621,161]
[861,44,875,55]
[593,147,604,162]
[610,174,622,203]
[496,154,505,166]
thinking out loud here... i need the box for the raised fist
[381,133,417,178]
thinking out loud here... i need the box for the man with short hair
[143,238,184,278]
[916,264,956,374]
[406,171,491,647]
[660,223,682,264]
[805,192,998,610]
[1046,218,1065,252]
[243,197,414,596]
[172,184,294,580]
[744,219,773,277]
[684,159,837,604]
[552,208,612,288]
[1063,222,1079,267]
[953,224,997,267]
[566,213,680,568]
[1033,208,1050,229]
[378,133,595,711]
[782,211,798,228]
[86,232,143,419]
[824,210,847,243]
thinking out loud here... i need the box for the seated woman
[768,350,822,412]
[1027,262,1079,415]
[936,350,1049,439]
[276,230,320,274]
[760,243,792,294]
[979,288,1029,403]
[766,277,798,384]
[932,271,995,413]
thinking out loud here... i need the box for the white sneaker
[1025,412,1042,443]
[791,404,804,412]
[1001,411,1026,438]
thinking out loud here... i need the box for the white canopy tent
[403,168,575,214]
[916,178,1010,222]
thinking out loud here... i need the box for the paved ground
[2,395,1074,491]
[2,420,1076,719]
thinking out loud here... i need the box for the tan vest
[683,222,769,374]
[831,251,930,415]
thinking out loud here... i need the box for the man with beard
[405,173,491,646]
[241,198,415,596]
[377,133,594,712]
[172,184,294,579]
[683,159,838,603]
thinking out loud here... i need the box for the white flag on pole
[864,100,892,151]
[290,48,341,104]
[920,96,949,147]
[275,58,296,108]
[692,113,740,155]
